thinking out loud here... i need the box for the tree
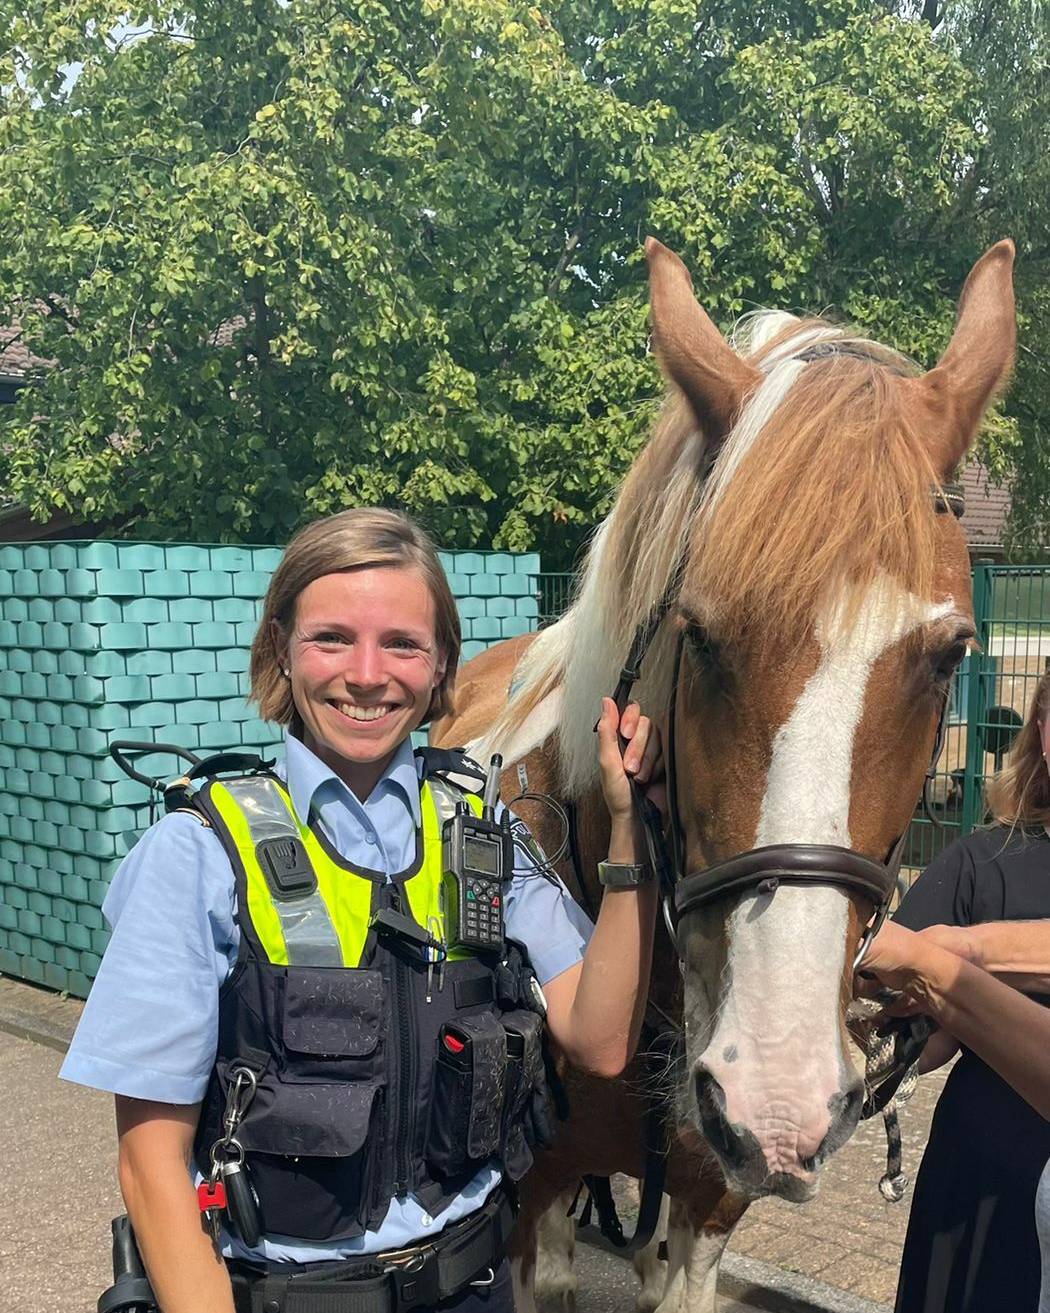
[0,0,1045,565]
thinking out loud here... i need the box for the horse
[435,235,1016,1312]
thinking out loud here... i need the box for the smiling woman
[60,506,666,1313]
[250,512,461,797]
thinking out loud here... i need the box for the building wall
[0,541,541,996]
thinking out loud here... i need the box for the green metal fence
[537,572,575,627]
[537,563,1050,869]
[905,564,1050,870]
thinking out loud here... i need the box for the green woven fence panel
[0,541,541,997]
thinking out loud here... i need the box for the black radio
[441,755,512,952]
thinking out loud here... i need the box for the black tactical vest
[190,761,548,1244]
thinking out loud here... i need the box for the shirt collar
[283,729,423,826]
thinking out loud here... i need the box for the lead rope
[848,996,936,1202]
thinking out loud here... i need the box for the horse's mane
[473,311,943,796]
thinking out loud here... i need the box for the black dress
[893,824,1050,1313]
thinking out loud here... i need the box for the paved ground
[728,1069,943,1306]
[1,975,942,1311]
[2,1031,122,1312]
[602,1073,943,1309]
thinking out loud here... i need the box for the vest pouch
[238,1078,383,1241]
[280,967,383,1082]
[498,1010,546,1181]
[426,1013,506,1178]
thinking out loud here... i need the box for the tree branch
[546,222,586,299]
[920,0,941,29]
[44,295,79,329]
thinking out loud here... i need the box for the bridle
[613,484,965,971]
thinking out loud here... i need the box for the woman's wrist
[911,940,970,1020]
[606,814,644,866]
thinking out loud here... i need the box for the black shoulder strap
[185,751,276,783]
[414,745,487,788]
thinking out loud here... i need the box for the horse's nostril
[693,1067,739,1164]
[813,1080,865,1165]
[693,1065,725,1116]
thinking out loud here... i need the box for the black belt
[228,1188,515,1313]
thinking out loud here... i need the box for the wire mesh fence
[536,572,575,626]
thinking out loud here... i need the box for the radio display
[464,836,500,876]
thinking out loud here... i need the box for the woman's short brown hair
[985,668,1050,828]
[250,509,460,728]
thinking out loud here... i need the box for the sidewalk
[3,974,938,1311]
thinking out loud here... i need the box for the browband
[674,843,902,920]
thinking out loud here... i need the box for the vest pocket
[280,967,383,1081]
[426,1013,506,1178]
[498,1010,546,1181]
[239,1078,383,1241]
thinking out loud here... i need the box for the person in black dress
[888,667,1050,1313]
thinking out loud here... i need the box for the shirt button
[420,1213,433,1227]
[364,832,377,845]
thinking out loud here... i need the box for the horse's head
[475,236,1015,1201]
[638,237,1015,1198]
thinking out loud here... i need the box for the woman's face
[280,566,445,791]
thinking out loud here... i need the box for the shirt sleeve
[894,833,978,932]
[59,812,237,1104]
[499,807,594,985]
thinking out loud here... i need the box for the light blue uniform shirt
[61,731,593,1262]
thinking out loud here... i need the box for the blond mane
[472,311,943,795]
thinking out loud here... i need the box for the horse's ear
[646,237,760,442]
[906,239,1016,478]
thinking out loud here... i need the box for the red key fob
[198,1179,228,1212]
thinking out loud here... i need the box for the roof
[958,461,1012,552]
[0,323,50,381]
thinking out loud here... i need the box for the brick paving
[728,1067,947,1305]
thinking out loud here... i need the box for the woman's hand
[596,698,666,825]
[857,920,968,1015]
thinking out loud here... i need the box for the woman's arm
[861,921,1050,1119]
[543,700,661,1078]
[921,920,1050,993]
[116,1097,235,1313]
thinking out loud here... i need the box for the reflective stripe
[209,778,369,968]
[291,794,374,970]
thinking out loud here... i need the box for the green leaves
[0,0,1045,563]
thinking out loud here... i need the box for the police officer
[62,508,663,1313]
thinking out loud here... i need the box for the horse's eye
[932,641,969,682]
[685,624,719,668]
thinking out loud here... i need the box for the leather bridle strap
[673,843,901,915]
[610,557,687,904]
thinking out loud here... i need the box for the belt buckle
[378,1244,429,1268]
[381,1243,440,1310]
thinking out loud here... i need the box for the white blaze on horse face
[697,575,954,1185]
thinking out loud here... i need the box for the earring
[282,668,291,678]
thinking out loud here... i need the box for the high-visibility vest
[203,773,483,969]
